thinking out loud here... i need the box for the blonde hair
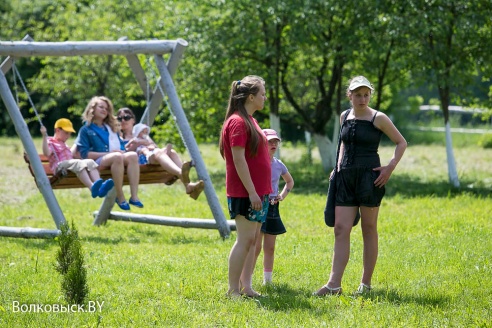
[82,96,118,132]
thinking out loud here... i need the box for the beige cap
[349,76,374,91]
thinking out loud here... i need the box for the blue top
[270,157,288,198]
[76,123,124,159]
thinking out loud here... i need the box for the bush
[478,133,492,149]
[55,221,89,305]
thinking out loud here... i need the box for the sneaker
[91,179,104,198]
[355,283,372,295]
[129,198,144,208]
[98,179,114,198]
[115,199,130,210]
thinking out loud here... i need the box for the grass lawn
[0,135,491,327]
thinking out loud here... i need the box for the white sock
[263,270,272,283]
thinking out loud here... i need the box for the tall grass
[0,136,491,327]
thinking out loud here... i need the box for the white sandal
[356,283,372,294]
[313,285,342,296]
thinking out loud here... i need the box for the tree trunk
[444,121,460,187]
[313,132,336,172]
[269,112,281,158]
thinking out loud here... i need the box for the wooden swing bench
[24,153,178,189]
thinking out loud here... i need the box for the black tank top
[340,110,382,168]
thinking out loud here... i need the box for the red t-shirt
[222,114,272,197]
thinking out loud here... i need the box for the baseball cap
[348,76,374,91]
[263,129,281,141]
[54,118,76,133]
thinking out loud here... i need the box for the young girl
[219,75,272,298]
[253,129,294,285]
[76,96,143,210]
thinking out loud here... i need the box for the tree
[408,0,492,187]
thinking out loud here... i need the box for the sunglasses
[117,115,133,122]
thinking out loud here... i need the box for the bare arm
[40,126,51,157]
[278,171,294,201]
[373,113,407,187]
[231,146,262,210]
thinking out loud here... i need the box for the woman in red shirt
[219,75,272,298]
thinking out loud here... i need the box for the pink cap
[263,129,281,141]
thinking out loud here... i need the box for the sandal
[181,161,192,185]
[313,285,342,296]
[188,180,204,200]
[355,283,372,295]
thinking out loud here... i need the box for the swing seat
[24,153,178,189]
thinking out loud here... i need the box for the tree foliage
[0,0,490,150]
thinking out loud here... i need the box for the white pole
[154,55,231,239]
[0,70,66,229]
[0,40,178,56]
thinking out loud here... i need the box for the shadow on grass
[357,288,450,307]
[254,283,314,311]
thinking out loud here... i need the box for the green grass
[0,137,491,327]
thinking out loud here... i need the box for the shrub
[55,221,89,305]
[478,133,492,149]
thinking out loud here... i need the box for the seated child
[131,123,156,164]
[41,118,114,198]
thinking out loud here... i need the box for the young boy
[41,118,114,198]
[254,129,294,285]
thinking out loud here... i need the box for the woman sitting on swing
[117,107,204,200]
[76,96,143,210]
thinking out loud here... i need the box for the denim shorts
[227,195,270,223]
[261,201,286,235]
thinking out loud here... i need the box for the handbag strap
[334,109,351,172]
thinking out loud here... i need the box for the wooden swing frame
[0,35,231,239]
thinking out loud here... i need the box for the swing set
[0,35,233,239]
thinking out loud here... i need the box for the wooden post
[0,70,66,229]
[0,40,178,56]
[0,227,60,239]
[154,55,231,239]
[93,212,237,231]
[93,188,117,226]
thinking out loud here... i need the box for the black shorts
[335,167,385,207]
[261,202,286,235]
[227,195,270,223]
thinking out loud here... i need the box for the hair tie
[237,80,241,85]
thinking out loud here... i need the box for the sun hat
[348,76,374,91]
[54,118,76,133]
[132,123,150,138]
[263,128,281,141]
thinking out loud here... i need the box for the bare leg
[99,153,126,203]
[76,170,94,190]
[228,216,259,297]
[123,152,140,201]
[327,206,358,288]
[167,148,183,168]
[262,234,277,281]
[88,168,101,182]
[239,223,262,296]
[150,149,181,177]
[360,206,379,286]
